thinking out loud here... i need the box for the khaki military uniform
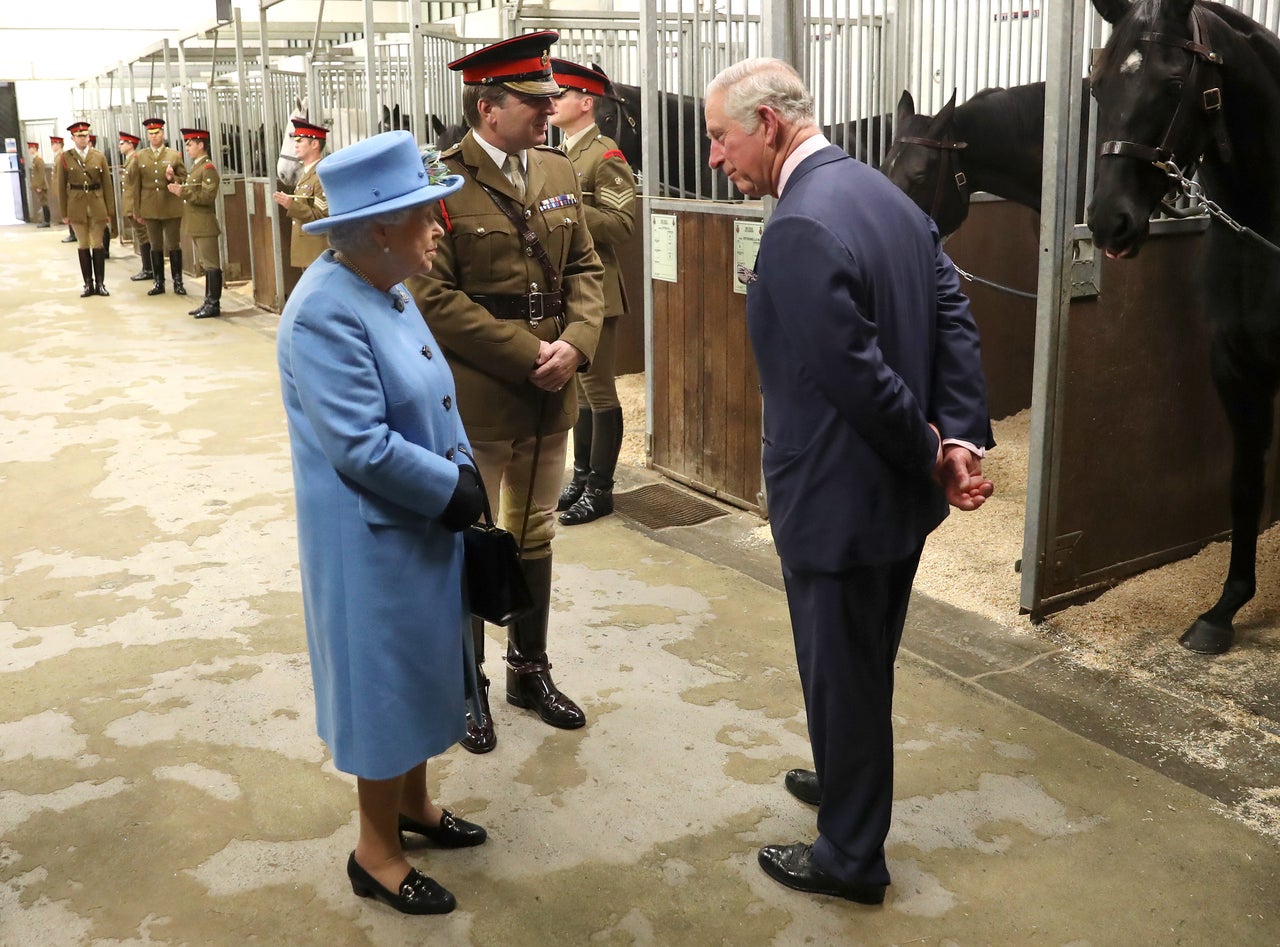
[120,152,149,244]
[286,162,329,267]
[54,148,114,247]
[407,131,605,550]
[130,145,186,250]
[177,156,222,268]
[28,154,48,218]
[565,125,635,319]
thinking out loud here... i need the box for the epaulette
[441,143,463,160]
[535,144,571,159]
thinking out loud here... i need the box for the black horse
[1089,0,1280,654]
[880,82,1089,237]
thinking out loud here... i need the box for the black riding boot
[77,248,94,297]
[191,268,221,318]
[170,250,186,295]
[131,242,154,281]
[460,617,497,754]
[147,250,166,295]
[102,227,111,259]
[91,248,109,296]
[38,207,50,228]
[62,224,76,243]
[506,554,585,729]
[560,407,622,526]
[557,407,593,511]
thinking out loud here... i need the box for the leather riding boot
[460,618,497,754]
[62,224,76,243]
[147,250,166,295]
[191,268,222,317]
[131,242,154,281]
[506,554,585,729]
[557,407,593,511]
[77,249,94,297]
[559,407,622,526]
[102,227,111,259]
[170,250,186,295]
[91,248,109,296]
[38,207,50,227]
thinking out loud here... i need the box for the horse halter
[1098,5,1232,174]
[894,134,969,223]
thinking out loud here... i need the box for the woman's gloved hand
[438,465,484,532]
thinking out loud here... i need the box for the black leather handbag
[460,453,533,626]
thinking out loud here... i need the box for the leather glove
[438,465,484,532]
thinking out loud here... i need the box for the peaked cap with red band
[26,141,38,148]
[447,30,561,97]
[66,121,91,134]
[143,117,165,130]
[119,132,141,145]
[551,58,613,98]
[49,136,63,144]
[290,119,328,140]
[181,127,210,142]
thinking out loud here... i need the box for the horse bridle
[890,133,969,223]
[1098,5,1231,175]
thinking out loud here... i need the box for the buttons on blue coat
[421,344,433,359]
[442,395,452,410]
[446,448,455,460]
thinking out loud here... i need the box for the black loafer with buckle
[346,852,456,915]
[398,809,488,849]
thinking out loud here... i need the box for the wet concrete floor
[2,225,1277,945]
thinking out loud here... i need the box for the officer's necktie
[504,154,526,200]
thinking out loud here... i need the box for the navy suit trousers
[780,546,923,887]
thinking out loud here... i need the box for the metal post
[231,9,254,287]
[640,0,658,464]
[408,0,426,147]
[364,0,378,138]
[1020,0,1091,616]
[261,0,286,312]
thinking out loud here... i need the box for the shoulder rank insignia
[538,193,578,212]
[602,149,626,161]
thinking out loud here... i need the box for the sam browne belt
[76,183,101,191]
[470,290,563,325]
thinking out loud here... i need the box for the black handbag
[459,452,533,626]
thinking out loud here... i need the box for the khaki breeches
[31,189,48,214]
[574,316,620,410]
[70,217,107,249]
[144,217,182,252]
[191,235,221,269]
[468,430,568,558]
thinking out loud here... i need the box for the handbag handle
[457,446,498,531]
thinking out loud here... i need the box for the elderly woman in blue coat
[277,131,487,916]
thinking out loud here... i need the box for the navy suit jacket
[747,145,992,571]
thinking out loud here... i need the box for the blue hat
[303,131,463,234]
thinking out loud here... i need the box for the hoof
[1179,619,1234,655]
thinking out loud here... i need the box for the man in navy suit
[706,58,995,904]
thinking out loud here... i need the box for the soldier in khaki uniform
[51,137,77,243]
[88,134,112,258]
[272,119,329,271]
[130,118,187,296]
[549,59,637,527]
[408,30,605,754]
[167,128,224,318]
[27,143,50,227]
[54,121,115,297]
[118,132,153,282]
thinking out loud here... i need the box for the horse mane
[955,84,1047,150]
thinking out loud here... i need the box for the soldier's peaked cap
[291,119,328,140]
[49,136,63,144]
[119,131,141,144]
[180,127,210,141]
[26,141,38,148]
[66,121,90,134]
[447,30,561,97]
[551,59,613,98]
[143,118,165,130]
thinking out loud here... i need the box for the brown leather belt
[77,184,100,191]
[470,291,563,325]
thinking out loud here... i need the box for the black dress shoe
[507,661,586,729]
[346,852,455,915]
[758,843,885,904]
[398,810,488,849]
[460,673,496,753]
[784,768,821,806]
[558,485,613,525]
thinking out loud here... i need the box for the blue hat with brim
[303,130,463,234]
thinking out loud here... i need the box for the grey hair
[463,85,511,129]
[324,206,418,255]
[706,58,815,133]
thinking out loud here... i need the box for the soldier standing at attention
[407,31,605,754]
[88,134,112,258]
[51,136,77,243]
[131,118,187,296]
[167,128,224,318]
[548,59,637,526]
[271,119,329,271]
[54,121,114,297]
[27,142,50,227]
[117,132,153,283]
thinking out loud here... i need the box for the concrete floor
[2,225,1278,945]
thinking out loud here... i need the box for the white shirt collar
[779,133,831,197]
[474,132,523,173]
[562,123,597,152]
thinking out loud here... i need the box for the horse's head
[1087,0,1221,258]
[431,116,468,152]
[880,90,969,236]
[595,81,642,170]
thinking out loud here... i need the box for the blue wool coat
[278,250,476,779]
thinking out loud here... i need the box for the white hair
[325,206,418,255]
[706,58,816,133]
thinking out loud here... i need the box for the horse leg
[1182,348,1276,654]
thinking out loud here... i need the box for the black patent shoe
[758,843,885,904]
[557,476,587,511]
[399,810,488,849]
[460,674,496,754]
[173,281,187,296]
[346,852,455,915]
[95,284,109,297]
[784,768,821,806]
[558,486,613,526]
[80,284,95,298]
[507,660,586,729]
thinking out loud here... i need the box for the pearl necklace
[334,251,407,311]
